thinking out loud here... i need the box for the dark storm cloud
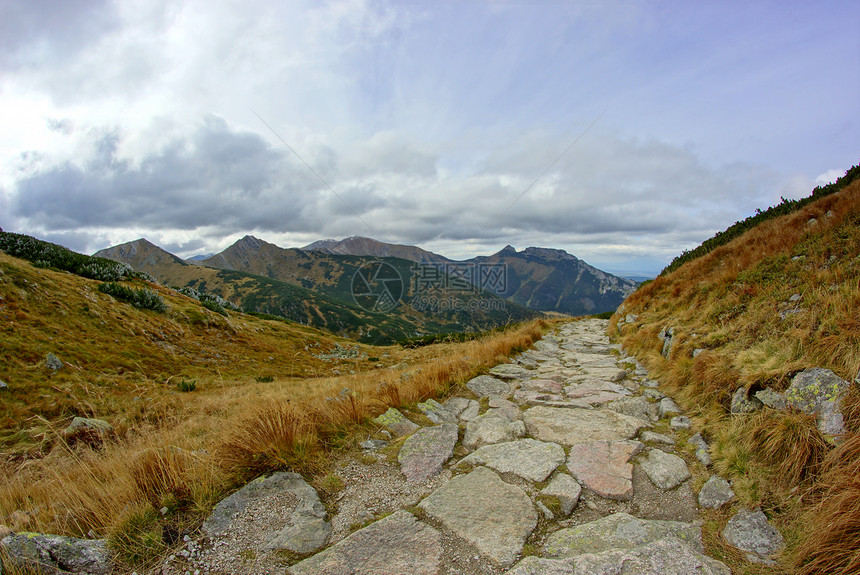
[11,116,335,233]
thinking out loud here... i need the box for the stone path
[159,318,743,575]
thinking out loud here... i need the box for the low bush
[99,282,167,312]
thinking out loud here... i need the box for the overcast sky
[1,1,857,276]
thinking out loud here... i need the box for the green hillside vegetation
[613,167,860,574]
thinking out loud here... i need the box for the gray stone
[567,440,643,500]
[534,339,559,353]
[625,314,639,323]
[0,532,112,575]
[698,475,734,509]
[203,472,328,555]
[754,388,788,411]
[372,407,419,437]
[489,363,532,380]
[359,439,388,450]
[288,510,442,575]
[466,375,512,398]
[45,352,63,371]
[460,401,480,421]
[541,473,582,515]
[463,414,525,450]
[692,348,706,358]
[787,367,851,436]
[509,536,730,575]
[722,508,784,565]
[607,396,658,422]
[536,500,554,520]
[639,448,691,490]
[460,438,565,482]
[610,369,628,383]
[643,389,665,400]
[687,433,712,465]
[524,406,648,447]
[61,417,114,443]
[789,293,802,302]
[659,326,675,358]
[0,380,7,391]
[544,512,703,557]
[657,397,682,418]
[418,467,537,567]
[417,398,457,424]
[731,387,764,414]
[640,431,675,445]
[398,423,458,482]
[444,396,472,418]
[670,415,692,430]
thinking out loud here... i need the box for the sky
[1,1,858,277]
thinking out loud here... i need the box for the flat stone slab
[373,407,419,437]
[467,375,512,398]
[203,473,328,551]
[567,440,642,500]
[521,378,565,394]
[541,473,582,515]
[489,363,533,380]
[463,414,525,450]
[524,406,649,446]
[288,511,442,575]
[698,475,734,509]
[513,388,591,408]
[658,397,682,418]
[722,508,784,565]
[640,431,675,445]
[509,536,730,575]
[608,396,658,422]
[418,466,537,567]
[417,398,457,424]
[398,423,458,482]
[460,438,566,482]
[639,448,691,490]
[544,512,703,558]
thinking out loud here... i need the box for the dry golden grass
[614,178,860,573]
[0,255,549,570]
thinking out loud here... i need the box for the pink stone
[567,440,643,501]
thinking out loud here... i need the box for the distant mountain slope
[99,237,538,343]
[301,236,634,314]
[302,235,450,264]
[465,245,636,315]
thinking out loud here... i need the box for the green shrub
[0,231,136,281]
[255,375,274,383]
[99,282,167,312]
[176,380,197,392]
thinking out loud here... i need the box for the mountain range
[95,235,636,341]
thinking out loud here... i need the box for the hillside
[612,166,860,573]
[469,245,636,315]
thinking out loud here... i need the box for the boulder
[640,431,675,445]
[61,417,114,444]
[489,363,532,381]
[45,352,63,371]
[786,367,851,436]
[639,448,691,490]
[730,387,764,414]
[1,532,112,575]
[607,396,658,422]
[419,467,537,567]
[687,432,712,465]
[657,397,682,419]
[722,508,784,565]
[203,472,330,556]
[416,399,456,424]
[754,388,788,411]
[398,424,458,482]
[698,475,734,509]
[670,415,692,430]
[372,408,419,437]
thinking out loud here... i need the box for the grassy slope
[0,247,550,571]
[613,175,860,573]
